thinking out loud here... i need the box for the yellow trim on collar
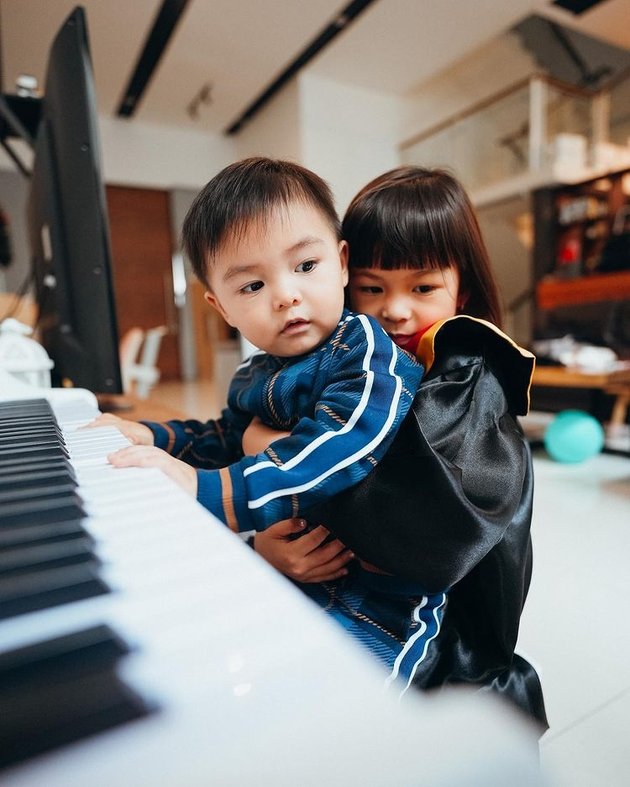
[415,315,536,413]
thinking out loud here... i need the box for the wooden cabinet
[531,169,630,422]
[536,270,630,309]
[532,168,630,346]
[534,170,630,290]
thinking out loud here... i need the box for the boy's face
[204,201,348,357]
[349,266,460,347]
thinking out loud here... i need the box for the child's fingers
[302,551,354,583]
[300,527,353,562]
[272,518,308,537]
[82,413,122,428]
[107,445,163,467]
[298,525,335,551]
[316,539,353,563]
[107,446,197,496]
[84,414,153,445]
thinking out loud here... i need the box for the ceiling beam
[225,0,379,135]
[552,0,607,14]
[116,0,191,118]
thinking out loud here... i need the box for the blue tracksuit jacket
[145,310,423,532]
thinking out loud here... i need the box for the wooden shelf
[532,364,630,389]
[536,270,630,309]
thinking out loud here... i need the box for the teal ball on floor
[544,410,605,463]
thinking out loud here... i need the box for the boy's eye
[241,280,264,294]
[296,259,317,273]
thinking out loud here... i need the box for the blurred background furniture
[119,325,167,399]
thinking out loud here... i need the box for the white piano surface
[1,396,545,786]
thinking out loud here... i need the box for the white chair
[119,327,145,393]
[119,325,167,399]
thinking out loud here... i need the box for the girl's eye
[296,259,316,273]
[358,286,383,295]
[241,280,264,294]
[414,284,435,294]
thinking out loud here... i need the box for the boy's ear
[338,240,349,286]
[204,290,234,327]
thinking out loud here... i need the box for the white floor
[150,381,630,786]
[518,447,630,787]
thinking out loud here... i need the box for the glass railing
[399,73,619,195]
[609,69,630,148]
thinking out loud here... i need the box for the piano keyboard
[0,397,543,786]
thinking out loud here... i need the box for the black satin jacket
[309,316,548,729]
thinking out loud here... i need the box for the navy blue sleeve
[196,315,423,532]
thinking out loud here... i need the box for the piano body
[0,393,544,786]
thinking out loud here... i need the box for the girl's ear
[338,240,349,287]
[456,291,470,313]
[204,290,234,327]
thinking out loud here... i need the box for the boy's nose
[273,284,302,310]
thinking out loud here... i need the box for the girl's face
[349,265,461,348]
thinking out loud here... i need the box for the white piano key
[0,396,544,786]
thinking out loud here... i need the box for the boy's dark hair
[182,157,341,286]
[343,166,503,327]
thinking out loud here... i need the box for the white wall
[232,71,404,215]
[476,195,534,344]
[99,116,234,189]
[299,73,402,213]
[234,79,302,163]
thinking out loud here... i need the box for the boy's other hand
[242,416,290,456]
[84,413,154,445]
[107,445,197,497]
[254,519,353,583]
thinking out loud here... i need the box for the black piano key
[0,436,64,452]
[0,493,86,528]
[0,467,77,492]
[0,519,89,550]
[0,429,64,445]
[0,412,57,426]
[0,455,75,477]
[0,537,96,577]
[0,398,54,415]
[0,624,129,676]
[0,440,68,458]
[0,562,110,620]
[0,443,69,460]
[0,482,78,506]
[0,625,154,769]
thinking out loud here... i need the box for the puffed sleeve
[307,317,536,591]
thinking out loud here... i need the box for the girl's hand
[84,413,154,446]
[242,417,290,456]
[107,445,197,497]
[254,519,354,583]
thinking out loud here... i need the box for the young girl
[251,166,547,729]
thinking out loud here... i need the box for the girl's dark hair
[343,166,502,326]
[182,157,340,286]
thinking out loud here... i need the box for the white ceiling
[2,0,629,136]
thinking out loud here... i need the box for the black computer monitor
[28,5,122,394]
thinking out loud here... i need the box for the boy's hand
[254,519,353,583]
[242,417,290,456]
[84,413,154,445]
[107,445,198,497]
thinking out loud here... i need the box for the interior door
[106,185,180,380]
